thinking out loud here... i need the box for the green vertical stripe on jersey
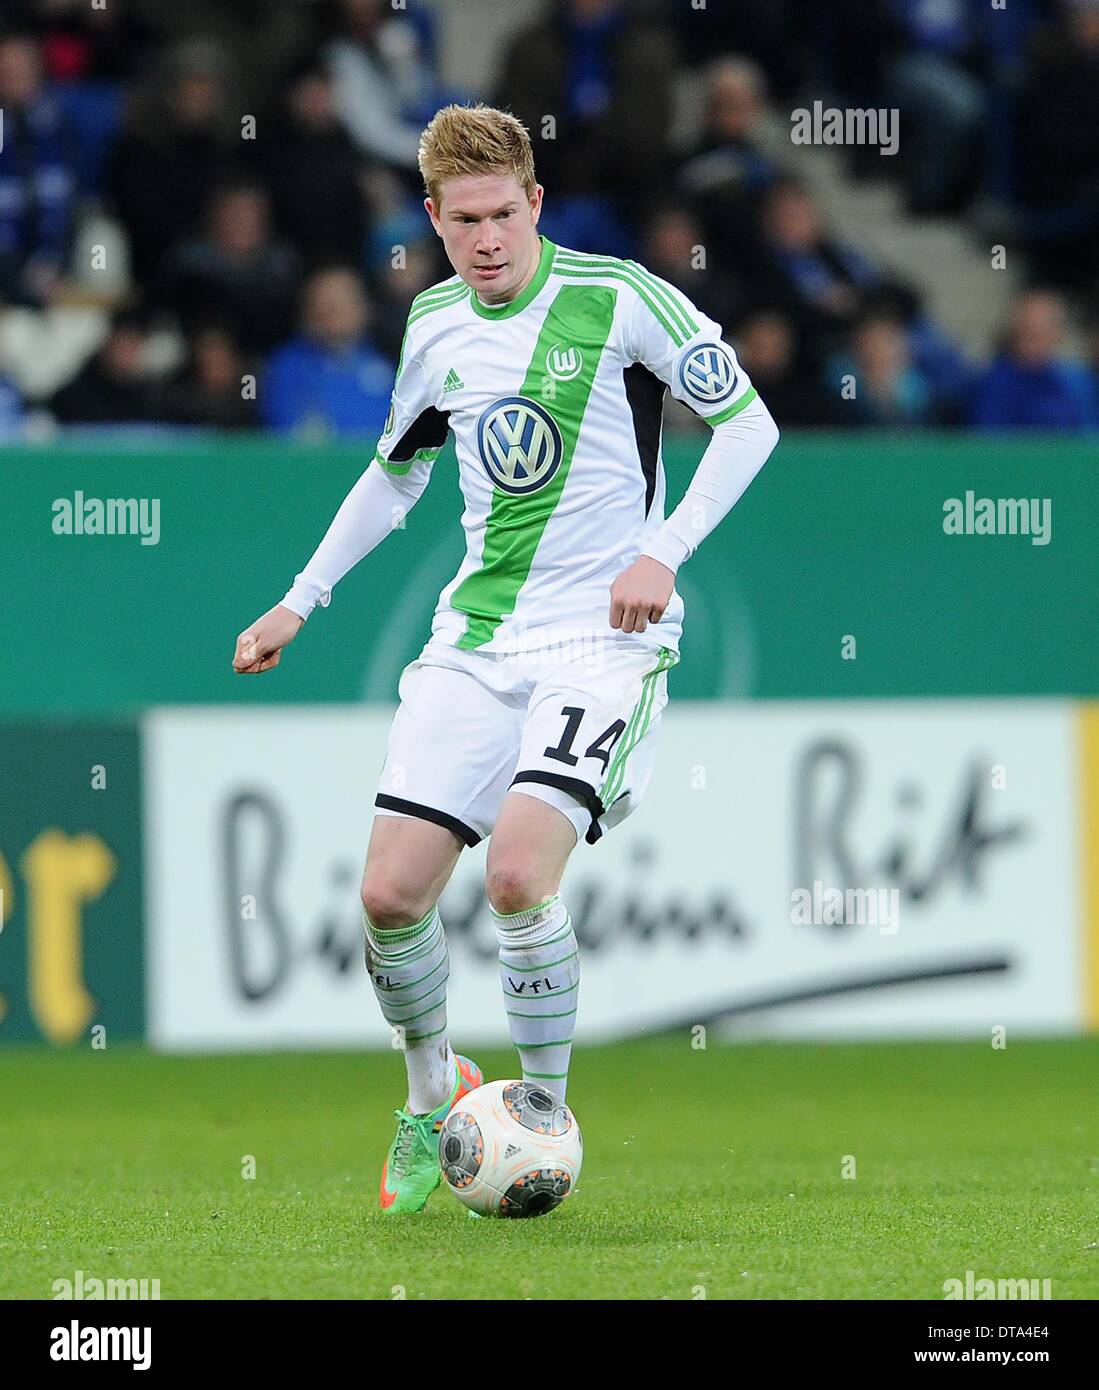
[553,252,698,342]
[599,647,678,806]
[452,284,617,649]
[552,264,685,346]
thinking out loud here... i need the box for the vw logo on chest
[476,396,564,495]
[679,342,739,404]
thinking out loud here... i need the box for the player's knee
[360,874,430,932]
[484,862,544,917]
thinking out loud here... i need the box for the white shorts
[374,636,679,847]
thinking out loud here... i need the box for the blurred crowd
[0,0,1097,440]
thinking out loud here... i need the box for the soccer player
[232,104,779,1213]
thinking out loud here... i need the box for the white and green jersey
[374,235,758,656]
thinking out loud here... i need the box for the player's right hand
[233,604,304,674]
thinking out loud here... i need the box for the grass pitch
[1,1038,1096,1300]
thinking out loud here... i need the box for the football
[438,1080,583,1218]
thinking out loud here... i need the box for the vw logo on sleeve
[678,342,739,405]
[476,396,564,495]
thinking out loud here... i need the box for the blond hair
[418,104,536,207]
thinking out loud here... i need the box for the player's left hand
[609,556,675,634]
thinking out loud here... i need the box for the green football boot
[378,1055,483,1213]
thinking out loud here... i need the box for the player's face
[426,174,543,304]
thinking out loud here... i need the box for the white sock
[363,903,456,1114]
[493,894,579,1102]
[405,1039,457,1117]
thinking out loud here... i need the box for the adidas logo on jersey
[443,368,464,393]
